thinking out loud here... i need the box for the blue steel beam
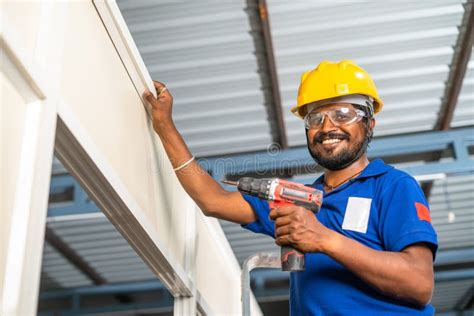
[435,269,474,282]
[38,301,173,316]
[41,246,474,300]
[368,128,473,158]
[39,281,172,316]
[40,280,165,300]
[200,127,474,180]
[48,174,97,217]
[48,127,474,217]
[435,248,474,266]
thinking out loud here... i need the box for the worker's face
[305,103,375,170]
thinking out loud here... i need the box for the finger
[275,225,290,238]
[152,80,166,89]
[269,205,294,220]
[275,216,291,227]
[153,83,170,100]
[275,235,291,246]
[143,89,156,103]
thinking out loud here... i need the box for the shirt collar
[358,158,393,179]
[311,159,393,187]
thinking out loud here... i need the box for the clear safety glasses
[304,106,366,129]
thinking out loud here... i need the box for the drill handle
[281,245,305,271]
[269,201,306,271]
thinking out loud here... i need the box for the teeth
[322,139,342,144]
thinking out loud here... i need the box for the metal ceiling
[267,0,467,145]
[117,1,472,157]
[41,215,156,289]
[430,174,474,251]
[38,1,473,315]
[118,0,272,157]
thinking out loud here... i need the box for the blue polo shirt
[241,159,438,315]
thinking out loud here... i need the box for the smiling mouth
[314,132,349,147]
[321,138,343,145]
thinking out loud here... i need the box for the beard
[306,130,369,171]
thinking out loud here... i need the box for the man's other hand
[270,205,334,253]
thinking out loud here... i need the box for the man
[144,60,438,315]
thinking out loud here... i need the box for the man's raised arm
[144,81,256,224]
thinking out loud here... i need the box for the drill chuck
[236,177,272,200]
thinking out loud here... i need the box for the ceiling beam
[435,2,474,131]
[246,0,288,149]
[205,127,474,178]
[454,285,474,310]
[45,227,106,285]
[422,2,473,198]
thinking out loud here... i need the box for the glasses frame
[304,106,367,130]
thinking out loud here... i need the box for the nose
[319,112,337,132]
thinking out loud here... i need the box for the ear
[305,127,315,144]
[367,118,376,141]
[370,118,376,130]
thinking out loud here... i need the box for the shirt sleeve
[378,176,438,260]
[240,193,275,238]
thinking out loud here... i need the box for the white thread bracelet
[173,156,195,172]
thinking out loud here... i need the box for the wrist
[153,119,175,133]
[320,228,342,255]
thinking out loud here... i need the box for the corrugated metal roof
[118,0,471,156]
[430,173,474,251]
[41,243,92,289]
[118,0,272,157]
[41,215,156,291]
[267,0,466,145]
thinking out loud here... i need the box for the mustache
[313,131,350,143]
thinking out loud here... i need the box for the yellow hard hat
[291,60,383,119]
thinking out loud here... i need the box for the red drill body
[224,177,323,271]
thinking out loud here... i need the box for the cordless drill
[223,177,323,271]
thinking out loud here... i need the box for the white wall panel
[1,2,67,314]
[195,212,261,315]
[2,1,261,315]
[0,71,28,299]
[0,2,43,67]
[45,2,259,314]
[58,2,188,264]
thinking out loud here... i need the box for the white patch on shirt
[342,197,372,233]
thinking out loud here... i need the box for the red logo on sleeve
[415,202,431,222]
